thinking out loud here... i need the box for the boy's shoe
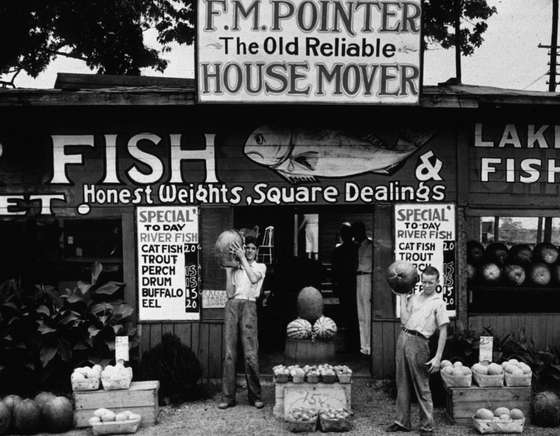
[419,429,433,436]
[385,422,409,432]
[252,400,264,409]
[218,401,235,409]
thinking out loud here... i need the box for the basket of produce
[334,365,352,384]
[318,364,337,383]
[319,408,352,432]
[71,365,102,391]
[285,408,318,433]
[440,361,472,387]
[304,366,320,384]
[472,407,525,434]
[89,409,142,435]
[273,365,291,383]
[101,363,133,390]
[288,365,305,384]
[502,360,532,387]
[472,362,504,387]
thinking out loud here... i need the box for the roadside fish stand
[1,0,560,432]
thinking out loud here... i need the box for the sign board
[202,289,228,308]
[479,336,493,363]
[115,336,129,362]
[284,385,348,417]
[394,203,456,316]
[197,0,422,104]
[137,206,201,321]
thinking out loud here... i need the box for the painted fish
[243,126,435,183]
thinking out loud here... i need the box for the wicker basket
[504,372,532,387]
[72,377,100,391]
[321,374,337,384]
[101,371,133,391]
[285,418,317,433]
[91,416,142,435]
[291,374,305,384]
[336,373,352,384]
[319,415,352,432]
[306,374,320,383]
[441,371,472,388]
[473,371,504,387]
[274,374,291,384]
[472,417,524,434]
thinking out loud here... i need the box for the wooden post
[454,0,462,83]
[550,0,559,92]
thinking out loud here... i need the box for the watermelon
[286,318,312,339]
[509,244,533,265]
[0,401,10,435]
[34,392,56,411]
[533,391,560,427]
[13,399,41,434]
[534,243,560,264]
[312,316,337,340]
[296,287,323,323]
[214,229,242,268]
[42,396,74,433]
[486,242,509,265]
[467,240,485,264]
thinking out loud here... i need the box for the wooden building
[1,74,560,379]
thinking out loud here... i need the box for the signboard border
[135,205,201,323]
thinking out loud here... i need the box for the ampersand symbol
[415,151,443,181]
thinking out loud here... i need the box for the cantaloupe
[475,408,494,420]
[494,407,510,417]
[510,409,524,419]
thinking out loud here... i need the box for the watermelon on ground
[0,401,11,435]
[42,396,74,433]
[13,399,41,434]
[533,391,560,427]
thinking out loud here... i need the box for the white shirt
[401,292,450,339]
[231,261,266,301]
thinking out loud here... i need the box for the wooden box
[445,385,531,425]
[273,382,351,419]
[73,380,160,428]
[284,339,336,363]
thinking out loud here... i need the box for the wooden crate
[284,339,336,363]
[445,385,531,425]
[73,380,159,428]
[273,382,351,419]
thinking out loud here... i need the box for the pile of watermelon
[467,240,560,287]
[0,392,73,435]
[286,287,338,341]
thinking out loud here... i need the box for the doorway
[233,206,374,376]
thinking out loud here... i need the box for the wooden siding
[139,321,224,380]
[371,320,401,378]
[469,314,560,350]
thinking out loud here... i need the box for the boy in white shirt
[219,236,266,410]
[387,265,449,435]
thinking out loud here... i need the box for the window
[468,215,560,313]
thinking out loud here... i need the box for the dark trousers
[222,299,261,404]
[395,331,434,431]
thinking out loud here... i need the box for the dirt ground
[40,380,560,436]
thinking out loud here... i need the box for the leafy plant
[139,333,203,405]
[0,278,136,395]
[440,321,480,367]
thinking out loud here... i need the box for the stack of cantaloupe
[440,360,472,387]
[501,359,532,386]
[471,362,505,387]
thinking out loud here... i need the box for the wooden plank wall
[469,314,560,350]
[371,320,401,378]
[139,321,224,380]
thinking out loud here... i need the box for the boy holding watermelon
[219,236,267,410]
[386,265,449,436]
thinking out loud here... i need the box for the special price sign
[394,203,456,316]
[137,206,200,321]
[197,0,422,104]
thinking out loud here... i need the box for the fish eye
[255,134,264,145]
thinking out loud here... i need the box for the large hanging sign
[136,206,200,321]
[394,203,456,316]
[197,0,422,104]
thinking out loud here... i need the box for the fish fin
[362,134,385,147]
[374,159,408,176]
[277,170,318,184]
[398,129,436,147]
[292,152,320,171]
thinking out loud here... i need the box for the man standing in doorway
[386,265,449,435]
[219,236,266,410]
[331,222,358,352]
[353,221,372,356]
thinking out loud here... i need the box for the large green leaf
[37,321,57,335]
[113,304,134,321]
[40,346,57,367]
[36,305,50,316]
[91,302,114,315]
[88,326,101,338]
[94,281,124,296]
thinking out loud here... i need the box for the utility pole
[539,0,559,91]
[454,0,462,83]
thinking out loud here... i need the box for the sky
[7,0,555,92]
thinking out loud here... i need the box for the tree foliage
[1,0,496,86]
[423,0,497,56]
